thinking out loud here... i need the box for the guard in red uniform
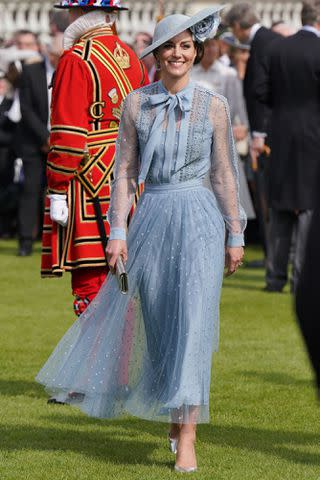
[41,0,149,315]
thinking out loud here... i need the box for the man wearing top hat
[41,0,149,315]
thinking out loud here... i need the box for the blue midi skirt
[36,179,226,423]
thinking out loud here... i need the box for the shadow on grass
[0,421,169,468]
[222,282,264,292]
[232,272,265,282]
[0,244,19,255]
[0,241,42,256]
[238,370,313,388]
[0,379,44,398]
[37,412,320,467]
[201,424,320,466]
[222,270,266,291]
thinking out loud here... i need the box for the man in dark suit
[18,35,63,256]
[255,0,320,292]
[295,165,320,398]
[0,73,16,237]
[225,3,281,260]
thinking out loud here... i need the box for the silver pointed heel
[169,436,178,454]
[174,465,198,473]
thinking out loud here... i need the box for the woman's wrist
[109,227,126,241]
[226,233,245,247]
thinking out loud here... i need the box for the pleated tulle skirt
[36,178,226,423]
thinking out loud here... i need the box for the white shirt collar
[301,25,320,37]
[249,23,262,43]
[45,56,54,76]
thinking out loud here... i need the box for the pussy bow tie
[138,91,192,183]
[149,91,192,112]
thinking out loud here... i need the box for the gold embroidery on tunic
[112,99,124,120]
[112,107,121,120]
[89,101,106,120]
[113,42,130,69]
[108,88,119,104]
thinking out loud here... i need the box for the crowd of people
[0,11,68,254]
[1,3,315,280]
[1,0,320,472]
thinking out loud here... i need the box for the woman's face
[157,30,197,80]
[203,39,220,64]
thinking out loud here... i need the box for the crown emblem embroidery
[114,42,130,69]
[108,88,119,104]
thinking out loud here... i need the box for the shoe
[174,431,197,473]
[17,240,32,257]
[47,397,67,405]
[174,465,197,473]
[169,436,178,454]
[18,245,32,256]
[68,392,85,402]
[263,285,283,293]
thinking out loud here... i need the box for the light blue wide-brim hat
[140,5,225,59]
[219,32,251,51]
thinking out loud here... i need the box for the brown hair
[224,2,259,29]
[193,41,204,64]
[301,0,320,25]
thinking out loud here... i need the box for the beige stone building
[0,1,303,43]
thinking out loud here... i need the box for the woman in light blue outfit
[36,6,246,473]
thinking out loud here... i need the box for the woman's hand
[232,124,248,141]
[225,246,244,277]
[106,239,128,274]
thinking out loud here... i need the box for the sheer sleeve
[108,93,140,241]
[209,95,247,247]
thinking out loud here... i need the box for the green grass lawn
[0,240,319,480]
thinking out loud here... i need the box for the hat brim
[219,35,250,50]
[54,4,128,9]
[140,5,225,59]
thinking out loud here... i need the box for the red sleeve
[47,53,92,194]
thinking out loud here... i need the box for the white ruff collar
[63,11,116,50]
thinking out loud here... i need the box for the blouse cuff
[109,227,126,241]
[226,233,245,247]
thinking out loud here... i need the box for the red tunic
[41,26,148,277]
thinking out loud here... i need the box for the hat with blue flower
[140,6,225,59]
[54,0,128,10]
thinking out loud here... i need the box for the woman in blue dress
[36,6,246,473]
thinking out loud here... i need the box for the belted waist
[144,178,205,194]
